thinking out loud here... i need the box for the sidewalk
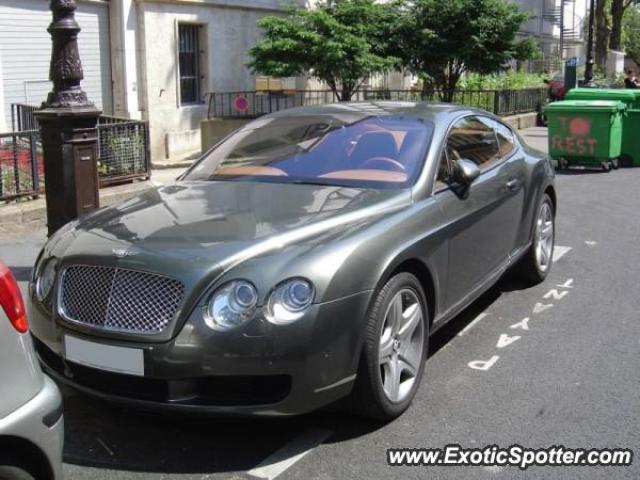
[0,166,187,240]
[520,127,549,153]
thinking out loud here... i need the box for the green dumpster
[565,88,640,166]
[565,88,640,108]
[543,100,626,171]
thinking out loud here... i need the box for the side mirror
[453,159,481,186]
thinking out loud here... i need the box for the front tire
[517,193,555,284]
[349,272,428,420]
[0,466,36,480]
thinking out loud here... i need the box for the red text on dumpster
[550,116,598,155]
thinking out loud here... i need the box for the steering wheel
[362,157,406,173]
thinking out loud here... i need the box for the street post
[34,0,102,237]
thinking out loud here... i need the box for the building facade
[0,0,591,163]
[512,0,589,68]
[0,0,297,162]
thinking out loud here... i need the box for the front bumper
[0,376,64,480]
[30,291,372,416]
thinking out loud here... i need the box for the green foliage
[392,0,528,100]
[248,0,399,101]
[623,5,640,65]
[513,36,543,62]
[457,71,547,90]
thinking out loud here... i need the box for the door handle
[506,178,521,191]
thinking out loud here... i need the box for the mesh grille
[60,265,185,335]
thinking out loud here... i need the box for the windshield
[184,114,434,189]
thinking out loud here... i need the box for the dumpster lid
[565,88,640,101]
[543,100,626,112]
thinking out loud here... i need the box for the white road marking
[457,313,488,337]
[248,428,333,480]
[557,278,574,289]
[585,240,598,246]
[543,289,569,300]
[510,317,530,331]
[552,246,572,262]
[533,302,554,314]
[496,333,521,349]
[468,355,500,371]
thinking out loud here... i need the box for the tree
[595,0,610,70]
[393,0,528,101]
[611,0,636,51]
[623,4,640,64]
[248,0,399,101]
[513,36,543,71]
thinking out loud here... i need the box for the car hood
[50,180,411,279]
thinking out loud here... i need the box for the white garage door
[0,0,112,131]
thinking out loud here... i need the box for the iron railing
[3,106,151,200]
[11,103,41,131]
[0,130,42,201]
[97,116,151,186]
[207,88,548,119]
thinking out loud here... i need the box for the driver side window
[446,116,500,171]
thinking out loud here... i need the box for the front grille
[60,265,185,334]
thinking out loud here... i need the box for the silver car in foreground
[0,261,63,480]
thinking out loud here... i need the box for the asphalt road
[2,161,639,480]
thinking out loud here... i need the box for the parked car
[0,261,63,480]
[28,103,556,420]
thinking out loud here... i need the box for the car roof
[264,101,493,124]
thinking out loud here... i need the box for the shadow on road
[59,273,532,475]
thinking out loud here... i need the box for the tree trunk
[595,0,609,70]
[610,0,625,51]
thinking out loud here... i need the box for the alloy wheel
[535,202,554,272]
[378,288,425,403]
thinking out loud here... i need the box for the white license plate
[64,335,144,377]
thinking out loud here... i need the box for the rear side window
[494,121,516,158]
[446,116,500,171]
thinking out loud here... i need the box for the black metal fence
[0,130,42,201]
[208,88,548,119]
[11,103,40,131]
[2,105,151,201]
[97,116,151,186]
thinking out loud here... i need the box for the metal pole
[583,0,596,87]
[560,0,565,61]
[34,0,102,236]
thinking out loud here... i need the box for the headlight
[205,280,258,331]
[265,278,315,325]
[36,258,58,302]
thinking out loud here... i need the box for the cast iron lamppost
[34,0,101,236]
[583,0,596,87]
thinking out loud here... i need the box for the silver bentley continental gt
[28,102,556,420]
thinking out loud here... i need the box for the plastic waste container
[543,100,626,172]
[565,88,640,166]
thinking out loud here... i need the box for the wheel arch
[380,257,437,329]
[544,184,557,215]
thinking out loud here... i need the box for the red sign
[234,95,249,113]
[551,116,598,155]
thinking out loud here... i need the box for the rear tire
[517,193,555,285]
[0,466,36,480]
[348,272,428,420]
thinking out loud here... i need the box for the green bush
[457,71,547,90]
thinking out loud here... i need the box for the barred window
[178,24,202,105]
